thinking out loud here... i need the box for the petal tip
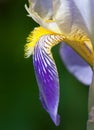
[39,94,60,126]
[51,114,60,126]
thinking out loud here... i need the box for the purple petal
[33,35,60,125]
[60,44,93,85]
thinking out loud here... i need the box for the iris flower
[24,0,94,128]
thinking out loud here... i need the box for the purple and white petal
[33,35,60,125]
[60,43,93,85]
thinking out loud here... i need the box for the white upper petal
[26,0,94,43]
[28,0,53,19]
[53,0,89,35]
[88,0,94,45]
[72,0,94,45]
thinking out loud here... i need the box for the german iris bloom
[25,0,94,127]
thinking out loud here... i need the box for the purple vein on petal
[33,35,60,125]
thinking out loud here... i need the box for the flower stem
[87,73,94,130]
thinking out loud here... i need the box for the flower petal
[26,0,94,41]
[60,43,93,85]
[27,0,53,19]
[26,0,53,19]
[33,35,60,125]
[25,1,61,34]
[54,0,89,35]
[88,0,94,45]
[72,0,94,45]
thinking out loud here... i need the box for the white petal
[88,0,94,45]
[25,3,62,34]
[28,0,53,19]
[26,0,94,42]
[54,0,89,35]
[73,0,94,45]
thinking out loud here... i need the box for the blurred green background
[0,0,89,130]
